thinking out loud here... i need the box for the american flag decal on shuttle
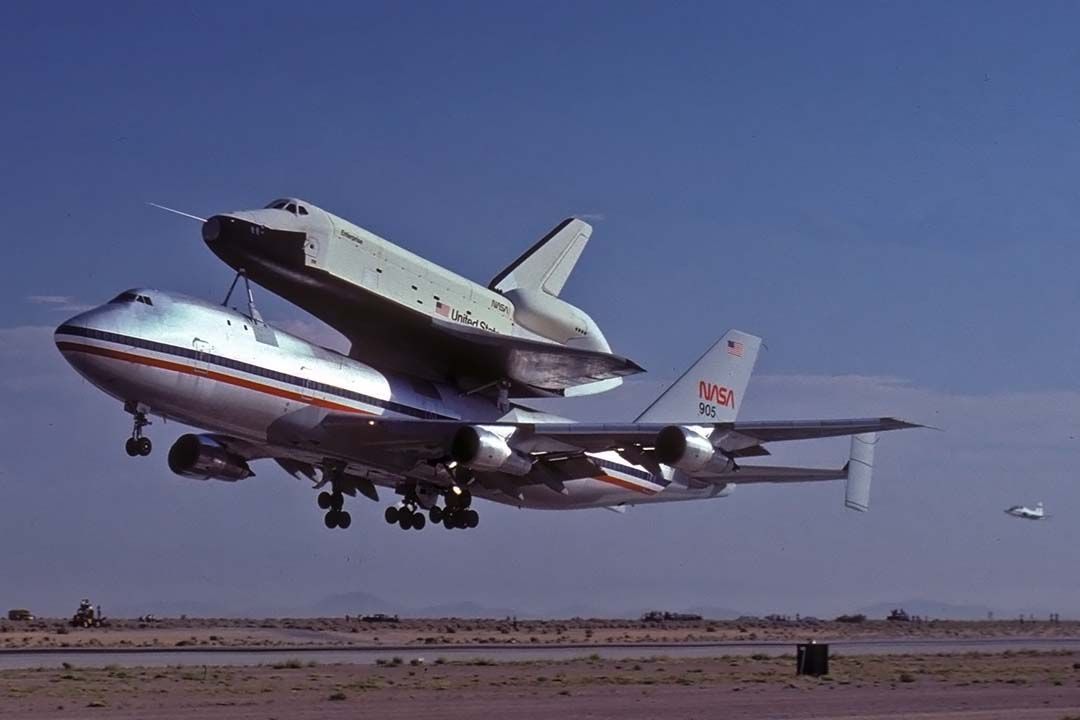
[435,301,451,317]
[727,340,744,357]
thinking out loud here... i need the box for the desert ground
[3,651,1080,719]
[1,617,1076,651]
[4,619,1080,718]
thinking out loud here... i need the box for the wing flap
[707,465,848,483]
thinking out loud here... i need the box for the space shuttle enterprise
[202,199,639,401]
[55,196,920,533]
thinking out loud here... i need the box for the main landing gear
[317,489,351,530]
[384,504,426,530]
[123,403,152,457]
[440,486,479,530]
[384,488,479,531]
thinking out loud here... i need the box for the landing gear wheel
[324,511,339,529]
[398,512,413,530]
[330,493,344,512]
[429,506,443,524]
[442,514,453,529]
[317,492,333,510]
[465,509,479,528]
[412,513,426,530]
[136,437,152,456]
[125,438,139,457]
[337,511,352,529]
[385,506,399,524]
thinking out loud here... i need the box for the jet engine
[167,434,254,481]
[654,425,718,473]
[450,426,533,476]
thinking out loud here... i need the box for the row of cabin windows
[61,325,451,420]
[265,199,309,216]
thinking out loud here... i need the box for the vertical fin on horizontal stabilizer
[844,433,877,512]
[634,330,762,423]
[489,218,592,297]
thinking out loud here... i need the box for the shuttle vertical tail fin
[489,218,592,297]
[635,330,762,423]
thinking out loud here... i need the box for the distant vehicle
[71,599,107,628]
[641,611,703,622]
[834,613,866,623]
[887,608,911,622]
[1006,502,1048,520]
[7,609,34,621]
[359,613,400,623]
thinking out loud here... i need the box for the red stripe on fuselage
[593,473,658,495]
[56,340,371,415]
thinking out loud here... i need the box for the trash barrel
[796,642,829,676]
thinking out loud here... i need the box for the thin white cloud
[25,295,93,313]
[26,295,74,305]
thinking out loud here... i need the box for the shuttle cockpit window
[264,199,306,215]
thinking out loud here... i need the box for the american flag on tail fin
[727,339,744,357]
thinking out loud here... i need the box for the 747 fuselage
[55,289,725,516]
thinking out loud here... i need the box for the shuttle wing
[426,317,644,393]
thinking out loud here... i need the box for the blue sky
[3,2,1080,616]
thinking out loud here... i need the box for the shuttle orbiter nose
[201,215,222,243]
[202,212,308,271]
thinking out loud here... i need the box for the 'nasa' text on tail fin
[635,330,762,423]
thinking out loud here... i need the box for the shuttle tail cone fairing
[844,433,877,512]
[634,329,762,423]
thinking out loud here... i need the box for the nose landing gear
[123,403,152,457]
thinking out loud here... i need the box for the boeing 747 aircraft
[55,286,917,532]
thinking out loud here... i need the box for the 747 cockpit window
[108,292,152,306]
